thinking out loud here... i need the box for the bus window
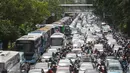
[51,38,63,46]
[16,41,34,52]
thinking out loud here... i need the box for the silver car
[28,69,44,73]
[58,59,71,67]
[84,70,98,73]
[66,53,77,62]
[34,62,49,72]
[79,62,94,72]
[41,53,52,62]
[47,48,58,53]
[107,59,123,73]
[56,67,70,73]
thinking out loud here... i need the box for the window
[16,40,34,52]
[51,38,63,46]
[109,66,120,70]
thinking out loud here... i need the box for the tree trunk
[126,21,130,37]
[2,40,9,50]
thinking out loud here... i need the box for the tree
[0,0,51,50]
[42,0,63,23]
[0,20,19,50]
[94,0,130,36]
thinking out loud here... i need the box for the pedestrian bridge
[60,4,94,13]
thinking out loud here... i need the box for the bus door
[35,37,42,56]
[44,32,49,49]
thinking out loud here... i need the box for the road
[29,13,130,73]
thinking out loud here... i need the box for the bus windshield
[51,38,63,46]
[16,40,34,52]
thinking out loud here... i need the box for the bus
[50,32,66,49]
[38,26,53,50]
[53,17,72,33]
[16,35,42,64]
[28,30,45,55]
[0,51,20,73]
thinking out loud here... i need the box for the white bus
[0,51,20,73]
[50,32,66,49]
[16,35,42,64]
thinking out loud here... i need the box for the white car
[71,48,82,53]
[58,59,71,67]
[47,48,58,53]
[107,59,123,73]
[28,69,44,73]
[41,53,52,62]
[94,44,104,53]
[34,62,49,72]
[113,45,122,52]
[56,67,70,73]
[79,62,93,72]
[84,70,98,73]
[66,53,77,62]
[107,64,123,73]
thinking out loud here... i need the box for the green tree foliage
[0,20,19,49]
[0,0,62,49]
[43,0,63,20]
[94,0,130,36]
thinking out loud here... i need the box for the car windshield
[81,58,91,62]
[66,54,76,59]
[80,63,93,70]
[109,66,120,70]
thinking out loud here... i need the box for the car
[107,64,123,73]
[28,69,44,73]
[78,62,93,72]
[72,42,81,49]
[106,59,121,66]
[94,44,104,53]
[113,45,122,52]
[66,53,77,62]
[106,56,116,60]
[107,59,123,73]
[56,67,70,73]
[34,62,49,72]
[47,48,58,53]
[84,69,98,73]
[71,48,82,53]
[41,53,52,62]
[80,57,91,62]
[58,59,71,67]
